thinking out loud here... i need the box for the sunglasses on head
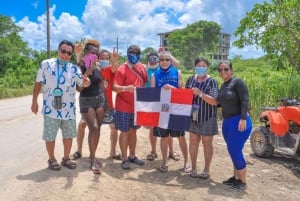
[159,58,170,62]
[217,68,230,72]
[60,49,72,56]
[148,57,158,62]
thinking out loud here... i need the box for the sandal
[198,171,210,179]
[169,152,180,161]
[110,153,122,160]
[157,165,168,173]
[146,151,157,161]
[61,157,77,169]
[183,165,192,173]
[190,170,198,178]
[91,159,101,175]
[71,151,82,160]
[48,159,61,171]
[88,157,103,167]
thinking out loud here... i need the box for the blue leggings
[222,115,252,170]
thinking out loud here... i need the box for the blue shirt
[153,66,179,88]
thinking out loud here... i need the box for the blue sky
[0,0,266,58]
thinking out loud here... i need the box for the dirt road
[0,95,300,201]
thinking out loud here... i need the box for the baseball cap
[147,51,159,58]
[127,45,141,54]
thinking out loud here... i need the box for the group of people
[31,39,252,190]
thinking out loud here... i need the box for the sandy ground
[1,95,300,201]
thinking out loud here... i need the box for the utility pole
[46,0,50,58]
[116,36,119,53]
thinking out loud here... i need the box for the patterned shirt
[185,75,218,123]
[36,58,83,120]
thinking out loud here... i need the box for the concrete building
[157,31,230,62]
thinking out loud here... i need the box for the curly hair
[84,39,100,53]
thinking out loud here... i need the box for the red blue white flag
[134,88,193,131]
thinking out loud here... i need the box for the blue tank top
[153,66,179,88]
[145,67,158,87]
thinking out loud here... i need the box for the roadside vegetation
[0,0,299,123]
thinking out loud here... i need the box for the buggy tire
[250,126,274,158]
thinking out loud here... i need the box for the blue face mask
[127,53,140,64]
[195,66,208,76]
[99,60,109,69]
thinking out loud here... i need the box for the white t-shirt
[36,58,83,120]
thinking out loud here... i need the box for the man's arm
[31,82,41,114]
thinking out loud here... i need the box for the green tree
[233,0,300,73]
[0,15,30,75]
[167,20,221,69]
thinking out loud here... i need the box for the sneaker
[121,160,131,170]
[231,179,246,190]
[222,176,237,186]
[128,156,145,166]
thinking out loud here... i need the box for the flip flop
[198,171,210,179]
[190,170,198,178]
[91,160,101,175]
[158,165,168,173]
[111,153,122,160]
[169,152,180,161]
[146,151,157,161]
[184,165,192,173]
[88,157,103,167]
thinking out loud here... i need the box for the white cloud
[14,0,265,58]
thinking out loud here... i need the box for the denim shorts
[43,115,76,141]
[79,94,105,113]
[114,111,140,132]
[153,127,185,138]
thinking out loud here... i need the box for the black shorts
[153,127,185,138]
[79,94,105,113]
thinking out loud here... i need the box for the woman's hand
[163,84,175,90]
[82,75,91,88]
[238,119,246,132]
[111,47,119,71]
[192,87,201,96]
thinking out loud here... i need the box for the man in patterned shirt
[31,40,90,171]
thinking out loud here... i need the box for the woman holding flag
[185,57,218,179]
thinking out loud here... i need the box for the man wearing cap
[113,45,147,170]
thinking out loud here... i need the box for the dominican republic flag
[134,88,193,131]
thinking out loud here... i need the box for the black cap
[147,51,159,58]
[127,45,141,54]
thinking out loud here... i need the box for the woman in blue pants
[217,61,252,190]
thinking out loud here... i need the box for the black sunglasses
[217,68,230,72]
[60,49,72,56]
[159,58,170,62]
